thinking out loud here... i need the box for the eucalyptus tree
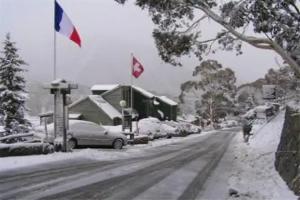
[179,60,237,123]
[116,0,300,76]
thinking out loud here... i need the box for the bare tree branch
[178,15,207,34]
[291,2,300,14]
[190,2,300,77]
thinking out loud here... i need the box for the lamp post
[119,100,127,131]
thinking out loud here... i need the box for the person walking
[242,119,253,143]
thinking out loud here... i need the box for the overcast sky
[0,0,282,96]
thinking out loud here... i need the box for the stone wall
[275,106,300,195]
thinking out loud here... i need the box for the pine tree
[0,34,31,136]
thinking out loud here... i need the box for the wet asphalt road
[0,128,239,200]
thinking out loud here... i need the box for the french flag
[55,0,81,47]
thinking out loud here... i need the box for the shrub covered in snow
[0,142,54,157]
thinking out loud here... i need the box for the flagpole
[53,0,57,139]
[130,53,133,111]
[53,0,57,80]
[130,53,134,133]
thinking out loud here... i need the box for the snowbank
[0,142,54,157]
[227,111,296,199]
[287,100,300,111]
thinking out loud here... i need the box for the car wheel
[113,139,123,149]
[68,139,77,150]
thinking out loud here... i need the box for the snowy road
[0,128,239,200]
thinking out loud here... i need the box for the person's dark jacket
[243,122,252,133]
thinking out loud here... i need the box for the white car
[40,120,128,150]
[138,117,169,139]
[67,120,128,149]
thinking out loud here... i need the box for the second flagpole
[130,53,133,113]
[53,0,57,80]
[53,0,57,139]
[130,53,134,133]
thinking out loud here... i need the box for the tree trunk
[209,97,214,126]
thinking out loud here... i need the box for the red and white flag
[132,56,144,78]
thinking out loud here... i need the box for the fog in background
[0,0,282,97]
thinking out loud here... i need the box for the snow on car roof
[90,84,119,91]
[158,96,178,106]
[89,95,122,119]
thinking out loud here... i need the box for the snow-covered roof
[132,85,155,98]
[89,95,122,119]
[51,78,66,85]
[68,96,87,109]
[39,111,54,117]
[39,111,83,119]
[69,113,82,119]
[91,84,119,91]
[68,95,122,120]
[158,96,178,106]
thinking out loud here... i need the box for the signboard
[262,85,277,100]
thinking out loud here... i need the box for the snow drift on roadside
[228,111,296,200]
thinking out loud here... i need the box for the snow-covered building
[68,95,123,125]
[67,84,178,125]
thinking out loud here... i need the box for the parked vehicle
[138,117,169,139]
[162,120,182,136]
[67,120,128,149]
[41,120,127,150]
[163,120,201,136]
[219,120,239,128]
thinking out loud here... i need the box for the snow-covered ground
[0,130,215,172]
[200,110,297,200]
[1,111,295,199]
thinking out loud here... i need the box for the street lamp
[119,100,127,131]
